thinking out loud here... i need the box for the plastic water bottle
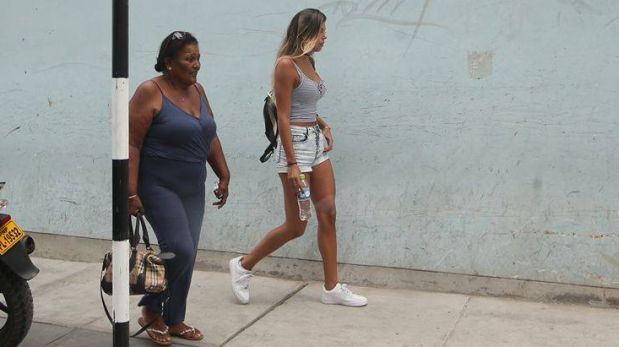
[297,173,311,221]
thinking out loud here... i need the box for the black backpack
[260,92,278,162]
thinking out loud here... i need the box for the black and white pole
[112,0,130,346]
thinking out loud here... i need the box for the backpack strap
[260,142,277,163]
[260,93,279,163]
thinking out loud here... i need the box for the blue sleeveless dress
[137,82,216,325]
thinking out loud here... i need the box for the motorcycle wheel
[0,262,34,347]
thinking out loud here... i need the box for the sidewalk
[14,257,619,347]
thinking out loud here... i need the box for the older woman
[128,31,230,345]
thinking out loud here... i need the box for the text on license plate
[0,220,25,255]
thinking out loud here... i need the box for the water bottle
[297,173,311,221]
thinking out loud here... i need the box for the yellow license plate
[0,220,25,255]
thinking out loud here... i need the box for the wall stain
[319,0,442,52]
[558,0,602,15]
[376,0,392,12]
[533,178,543,190]
[6,126,21,136]
[390,0,405,14]
[337,14,441,28]
[405,0,432,55]
[363,0,380,13]
[601,254,619,270]
[468,51,494,79]
[551,293,599,304]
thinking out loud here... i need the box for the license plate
[0,220,25,255]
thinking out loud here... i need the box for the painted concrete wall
[1,0,618,288]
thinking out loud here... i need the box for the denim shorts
[276,125,329,173]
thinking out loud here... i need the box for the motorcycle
[0,182,39,347]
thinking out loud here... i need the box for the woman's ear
[164,57,174,71]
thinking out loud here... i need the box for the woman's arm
[207,137,230,208]
[273,57,302,189]
[128,81,160,214]
[316,115,329,130]
[197,83,231,209]
[316,115,333,153]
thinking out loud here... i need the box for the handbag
[99,213,174,336]
[100,213,172,295]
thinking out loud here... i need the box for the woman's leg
[240,173,310,270]
[167,191,205,340]
[308,160,338,290]
[138,186,196,326]
[178,189,205,296]
[230,173,310,304]
[310,159,368,306]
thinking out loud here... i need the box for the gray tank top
[289,62,326,123]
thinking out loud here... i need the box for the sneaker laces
[340,283,353,296]
[238,273,253,289]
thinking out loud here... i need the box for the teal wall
[1,0,619,287]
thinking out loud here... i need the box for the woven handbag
[100,213,171,295]
[99,213,174,336]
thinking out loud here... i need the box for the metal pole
[112,0,129,346]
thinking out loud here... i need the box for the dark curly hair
[154,31,199,72]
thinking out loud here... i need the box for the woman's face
[167,43,201,85]
[312,23,327,53]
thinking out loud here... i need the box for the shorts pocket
[292,135,307,143]
[290,127,310,143]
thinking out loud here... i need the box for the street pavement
[8,257,619,347]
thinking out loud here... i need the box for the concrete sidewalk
[12,257,619,347]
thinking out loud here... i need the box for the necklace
[165,75,187,102]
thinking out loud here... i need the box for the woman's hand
[287,164,303,192]
[213,180,229,209]
[128,195,145,215]
[323,127,334,153]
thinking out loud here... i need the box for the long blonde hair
[277,8,326,65]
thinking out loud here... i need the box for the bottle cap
[299,173,305,180]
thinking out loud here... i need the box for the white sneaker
[229,256,253,304]
[321,283,368,307]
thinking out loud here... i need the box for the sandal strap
[174,325,204,338]
[147,327,169,335]
[179,327,195,335]
[133,317,164,338]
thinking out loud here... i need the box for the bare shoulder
[274,56,298,81]
[275,56,296,71]
[133,79,161,100]
[131,79,162,117]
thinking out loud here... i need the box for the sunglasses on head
[172,31,186,40]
